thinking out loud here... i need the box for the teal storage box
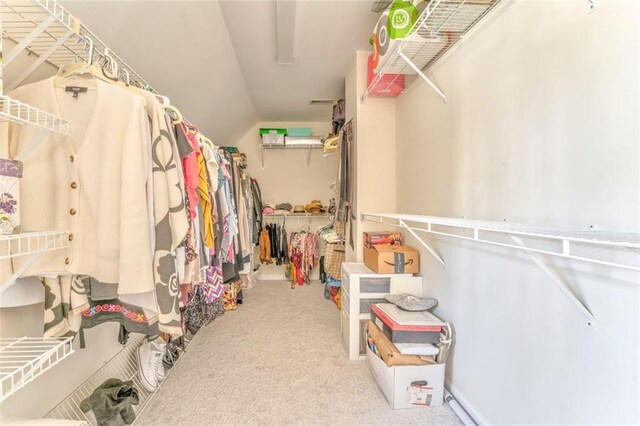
[287,127,312,137]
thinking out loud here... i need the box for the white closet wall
[393,0,639,423]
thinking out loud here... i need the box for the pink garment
[263,207,275,215]
[180,124,200,220]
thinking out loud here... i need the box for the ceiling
[60,0,378,144]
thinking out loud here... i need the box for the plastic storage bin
[260,128,286,145]
[287,127,312,137]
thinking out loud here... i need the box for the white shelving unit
[361,212,640,324]
[259,142,324,168]
[0,231,70,292]
[1,0,154,92]
[264,212,331,218]
[45,334,192,425]
[0,337,74,403]
[0,95,69,134]
[363,0,501,102]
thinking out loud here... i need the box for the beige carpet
[137,281,462,425]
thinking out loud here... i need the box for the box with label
[363,231,403,249]
[364,245,419,274]
[371,303,445,344]
[366,321,444,409]
[259,128,286,145]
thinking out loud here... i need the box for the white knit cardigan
[0,76,154,294]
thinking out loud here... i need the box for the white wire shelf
[259,144,324,149]
[46,334,194,425]
[1,0,154,92]
[0,230,69,260]
[0,336,74,403]
[362,213,640,250]
[0,95,69,134]
[363,0,500,100]
[264,212,331,218]
[1,231,70,291]
[362,213,640,324]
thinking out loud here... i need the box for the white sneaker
[151,339,167,383]
[136,341,159,392]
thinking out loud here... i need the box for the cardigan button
[68,234,74,241]
[70,182,78,189]
[65,257,70,265]
[70,208,77,215]
[70,155,75,163]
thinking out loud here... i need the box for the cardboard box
[364,245,419,274]
[366,322,444,409]
[363,231,403,249]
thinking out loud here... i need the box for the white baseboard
[445,380,490,426]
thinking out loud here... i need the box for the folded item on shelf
[273,209,290,215]
[293,205,306,213]
[394,342,440,356]
[305,200,327,213]
[276,203,292,211]
[262,207,275,215]
[384,293,438,311]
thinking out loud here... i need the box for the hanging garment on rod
[288,231,319,288]
[1,75,155,293]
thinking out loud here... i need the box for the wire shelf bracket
[361,213,640,324]
[0,336,74,403]
[397,49,446,102]
[0,231,70,292]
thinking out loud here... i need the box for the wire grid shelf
[1,0,155,92]
[1,0,85,66]
[0,336,74,403]
[0,95,69,134]
[366,0,500,97]
[45,333,193,425]
[362,213,640,272]
[0,230,69,260]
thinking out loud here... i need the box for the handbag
[324,243,345,280]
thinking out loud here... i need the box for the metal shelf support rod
[6,30,74,92]
[510,235,596,324]
[397,49,446,102]
[3,14,57,65]
[398,218,446,267]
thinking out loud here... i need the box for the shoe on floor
[137,341,162,392]
[162,340,180,370]
[384,293,438,311]
[150,339,167,383]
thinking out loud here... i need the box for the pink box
[367,54,404,97]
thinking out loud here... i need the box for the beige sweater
[1,76,154,294]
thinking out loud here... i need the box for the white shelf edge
[259,144,324,149]
[263,213,331,218]
[0,231,70,291]
[0,96,69,135]
[0,336,74,403]
[0,231,70,260]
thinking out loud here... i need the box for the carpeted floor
[137,281,462,425]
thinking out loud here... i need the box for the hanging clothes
[1,75,154,294]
